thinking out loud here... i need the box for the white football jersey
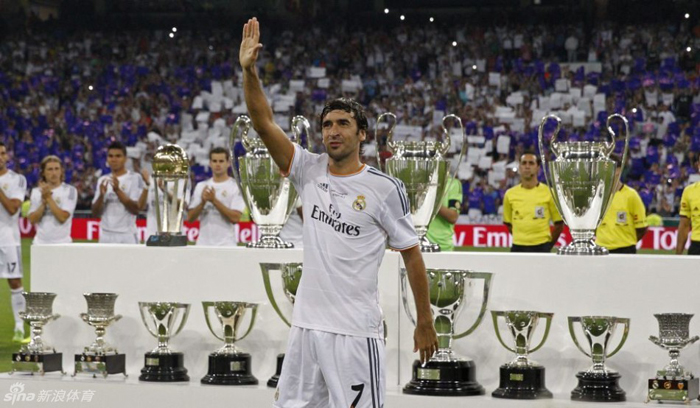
[92,171,145,234]
[188,177,245,246]
[0,170,27,246]
[29,183,77,244]
[287,144,418,339]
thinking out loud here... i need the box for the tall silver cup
[138,302,191,382]
[11,292,64,375]
[147,144,190,246]
[73,293,126,378]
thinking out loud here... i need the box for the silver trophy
[378,113,466,252]
[400,268,492,395]
[230,115,306,248]
[138,302,191,382]
[147,144,190,246]
[201,301,259,385]
[647,313,700,403]
[568,316,630,401]
[11,292,64,375]
[73,293,126,378]
[538,114,630,255]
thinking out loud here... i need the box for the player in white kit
[187,147,246,246]
[241,18,438,408]
[0,142,29,343]
[91,142,147,244]
[28,156,78,245]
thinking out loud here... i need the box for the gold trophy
[146,144,189,246]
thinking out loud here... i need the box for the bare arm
[92,180,107,217]
[240,17,294,172]
[635,227,648,242]
[27,203,45,224]
[45,196,70,224]
[401,245,439,364]
[676,216,690,255]
[210,197,242,224]
[114,188,141,215]
[436,205,459,225]
[550,221,564,246]
[0,188,20,215]
[504,222,512,234]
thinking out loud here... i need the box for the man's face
[0,146,7,171]
[519,154,539,181]
[44,161,62,184]
[107,149,126,172]
[209,153,230,177]
[321,110,366,163]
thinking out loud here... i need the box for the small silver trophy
[11,292,64,375]
[201,301,259,385]
[538,114,630,255]
[569,316,630,401]
[647,313,700,403]
[400,268,492,395]
[146,144,190,246]
[138,302,191,382]
[73,293,126,378]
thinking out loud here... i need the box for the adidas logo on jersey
[311,204,361,236]
[317,182,329,192]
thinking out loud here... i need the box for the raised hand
[99,179,109,196]
[240,17,263,70]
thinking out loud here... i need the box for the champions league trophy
[11,292,64,375]
[491,311,554,399]
[261,262,303,387]
[230,115,307,248]
[568,316,630,402]
[538,114,630,255]
[400,268,492,395]
[138,302,191,382]
[377,113,466,252]
[73,293,126,378]
[201,301,259,385]
[146,144,190,247]
[647,313,700,403]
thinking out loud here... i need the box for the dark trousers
[689,241,700,255]
[511,242,552,253]
[609,245,637,254]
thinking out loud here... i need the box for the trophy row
[12,264,700,403]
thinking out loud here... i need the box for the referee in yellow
[676,160,700,255]
[595,154,648,253]
[503,151,564,252]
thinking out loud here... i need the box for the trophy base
[557,242,609,256]
[267,353,284,388]
[146,234,187,247]
[11,352,64,375]
[571,371,625,402]
[73,353,127,378]
[139,352,189,382]
[648,377,700,402]
[403,359,484,396]
[247,236,294,249]
[201,352,259,385]
[418,236,441,253]
[492,365,552,399]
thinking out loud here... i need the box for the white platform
[15,244,700,407]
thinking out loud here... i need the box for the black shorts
[511,242,552,253]
[688,241,700,255]
[609,245,637,254]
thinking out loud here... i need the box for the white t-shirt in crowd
[0,170,27,246]
[287,144,418,339]
[29,183,77,244]
[92,171,145,234]
[189,177,245,246]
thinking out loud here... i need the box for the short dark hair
[0,141,5,148]
[107,141,126,155]
[520,150,541,166]
[319,98,368,132]
[209,146,230,160]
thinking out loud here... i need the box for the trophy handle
[453,272,492,340]
[399,268,417,326]
[568,316,592,358]
[529,312,554,353]
[441,114,467,175]
[235,304,258,342]
[649,335,661,346]
[291,116,311,147]
[202,302,225,342]
[605,318,630,358]
[375,112,397,168]
[260,263,292,327]
[491,311,516,354]
[230,115,253,154]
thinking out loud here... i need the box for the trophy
[201,301,259,385]
[73,293,126,378]
[138,302,190,382]
[230,115,307,248]
[11,292,64,375]
[377,113,466,252]
[261,262,302,387]
[538,114,630,255]
[647,313,700,403]
[400,268,492,395]
[146,144,190,246]
[568,316,630,402]
[491,310,554,399]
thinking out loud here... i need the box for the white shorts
[99,230,138,244]
[0,246,22,279]
[274,326,385,408]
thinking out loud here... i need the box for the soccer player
[91,141,147,244]
[187,147,245,246]
[503,152,564,252]
[241,17,438,408]
[595,155,648,253]
[0,142,28,342]
[27,156,78,244]
[676,160,700,255]
[426,176,462,251]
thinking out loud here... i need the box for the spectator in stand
[27,155,77,244]
[427,176,462,251]
[676,160,700,255]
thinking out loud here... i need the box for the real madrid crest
[352,195,366,211]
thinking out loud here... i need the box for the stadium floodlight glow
[209,46,213,51]
[452,41,457,47]
[472,64,477,70]
[169,33,175,38]
[88,85,93,91]
[172,27,177,32]
[400,15,405,21]
[632,108,637,113]
[430,17,434,22]
[384,8,389,14]
[688,46,692,52]
[685,13,690,19]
